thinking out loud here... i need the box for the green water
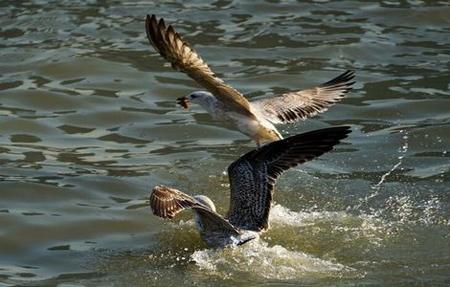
[0,1,449,286]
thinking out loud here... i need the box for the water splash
[353,129,410,211]
[384,195,448,226]
[372,130,409,188]
[269,204,387,248]
[269,204,349,226]
[188,205,395,281]
[190,240,358,281]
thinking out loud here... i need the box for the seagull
[145,14,355,146]
[150,126,351,248]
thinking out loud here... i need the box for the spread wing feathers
[150,185,197,219]
[226,126,351,232]
[150,185,240,236]
[145,15,254,118]
[252,70,355,124]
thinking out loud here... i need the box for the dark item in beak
[176,96,190,109]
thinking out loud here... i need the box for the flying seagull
[145,14,355,146]
[150,126,351,247]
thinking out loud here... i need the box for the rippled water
[1,0,449,286]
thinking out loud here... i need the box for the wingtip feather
[321,70,356,87]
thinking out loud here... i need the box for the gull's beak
[176,96,190,109]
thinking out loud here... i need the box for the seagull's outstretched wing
[226,126,351,231]
[150,185,197,219]
[145,15,255,119]
[252,70,355,124]
[150,185,240,236]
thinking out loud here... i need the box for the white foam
[269,204,386,247]
[269,204,349,226]
[191,240,357,280]
[188,206,371,280]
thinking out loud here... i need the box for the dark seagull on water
[150,126,351,247]
[145,14,355,146]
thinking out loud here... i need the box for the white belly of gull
[205,100,264,139]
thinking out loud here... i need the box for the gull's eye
[190,94,197,99]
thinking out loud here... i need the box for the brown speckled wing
[150,185,196,219]
[226,126,351,232]
[150,185,240,238]
[145,15,255,119]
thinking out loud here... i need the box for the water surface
[0,0,449,286]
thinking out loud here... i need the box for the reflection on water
[0,0,449,286]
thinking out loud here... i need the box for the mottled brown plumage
[145,14,255,119]
[150,126,351,247]
[150,185,196,219]
[150,186,241,247]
